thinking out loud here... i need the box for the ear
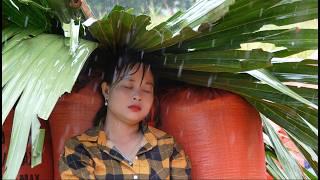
[101,82,110,99]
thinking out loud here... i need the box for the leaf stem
[18,0,51,11]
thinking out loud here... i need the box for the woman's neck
[104,110,141,145]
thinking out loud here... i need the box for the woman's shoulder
[147,127,187,157]
[147,126,173,139]
[64,127,101,147]
[147,126,181,146]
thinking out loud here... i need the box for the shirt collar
[78,125,158,151]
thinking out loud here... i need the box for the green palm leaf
[3,0,51,30]
[156,68,317,151]
[263,115,318,179]
[287,131,318,175]
[2,33,97,179]
[2,25,44,54]
[2,0,318,179]
[267,59,318,85]
[247,68,317,109]
[88,0,236,51]
[262,114,303,179]
[161,49,273,73]
[266,150,288,179]
[146,0,317,51]
[161,28,318,53]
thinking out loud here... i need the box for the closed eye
[143,89,152,93]
[123,86,133,89]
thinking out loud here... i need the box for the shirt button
[133,175,138,179]
[135,156,138,160]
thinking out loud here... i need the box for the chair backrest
[2,110,54,179]
[48,81,269,179]
[49,77,103,180]
[158,86,267,179]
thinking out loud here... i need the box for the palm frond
[2,0,318,179]
[2,33,97,179]
[3,0,51,30]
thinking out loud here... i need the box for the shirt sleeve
[59,138,95,180]
[170,141,192,180]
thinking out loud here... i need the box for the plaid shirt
[59,126,191,179]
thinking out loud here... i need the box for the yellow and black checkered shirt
[59,126,191,179]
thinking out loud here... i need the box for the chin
[125,114,147,124]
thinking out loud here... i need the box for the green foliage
[3,0,52,30]
[262,114,303,179]
[2,0,318,179]
[2,32,98,179]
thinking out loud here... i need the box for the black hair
[92,47,159,132]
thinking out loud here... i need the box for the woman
[59,51,191,179]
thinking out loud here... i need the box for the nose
[132,92,142,102]
[133,96,141,101]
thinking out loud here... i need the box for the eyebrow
[128,79,154,86]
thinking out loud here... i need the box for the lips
[128,105,141,112]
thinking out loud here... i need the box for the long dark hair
[92,48,159,132]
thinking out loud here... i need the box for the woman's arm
[59,138,95,179]
[170,142,192,180]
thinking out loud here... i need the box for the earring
[105,96,109,106]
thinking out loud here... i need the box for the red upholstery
[159,86,266,179]
[49,77,103,179]
[2,110,53,179]
[36,81,268,179]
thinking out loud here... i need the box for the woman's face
[102,63,154,125]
